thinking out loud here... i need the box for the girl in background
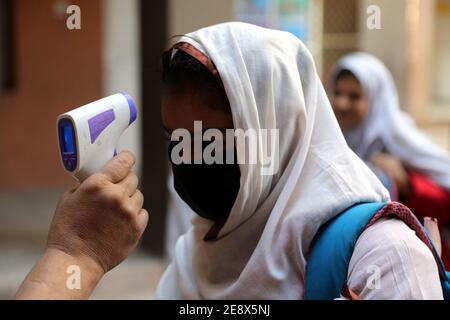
[330,52,450,267]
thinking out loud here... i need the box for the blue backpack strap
[424,234,450,300]
[304,202,386,300]
[305,202,450,300]
[443,272,450,300]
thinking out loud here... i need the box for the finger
[99,151,135,183]
[130,189,144,211]
[118,171,139,197]
[135,208,149,235]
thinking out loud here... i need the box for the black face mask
[168,140,241,222]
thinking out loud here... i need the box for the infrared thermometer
[57,93,137,181]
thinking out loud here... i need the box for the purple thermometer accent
[88,108,115,143]
[122,93,137,125]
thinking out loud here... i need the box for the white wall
[103,0,142,176]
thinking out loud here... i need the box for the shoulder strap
[304,202,385,300]
[304,202,450,300]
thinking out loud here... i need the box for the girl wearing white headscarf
[156,23,443,299]
[330,52,450,268]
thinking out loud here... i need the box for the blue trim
[58,118,77,172]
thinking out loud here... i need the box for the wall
[357,0,449,149]
[103,0,142,176]
[357,0,409,107]
[433,0,450,103]
[168,0,235,36]
[0,0,102,191]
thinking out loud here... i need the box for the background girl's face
[331,72,369,131]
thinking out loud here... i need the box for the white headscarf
[332,52,450,190]
[164,171,192,261]
[154,22,388,299]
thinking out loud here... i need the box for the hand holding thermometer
[57,93,137,181]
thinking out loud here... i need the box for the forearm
[15,247,104,300]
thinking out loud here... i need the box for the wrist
[44,246,105,285]
[16,246,104,299]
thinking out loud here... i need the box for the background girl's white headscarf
[332,52,450,189]
[154,22,388,299]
